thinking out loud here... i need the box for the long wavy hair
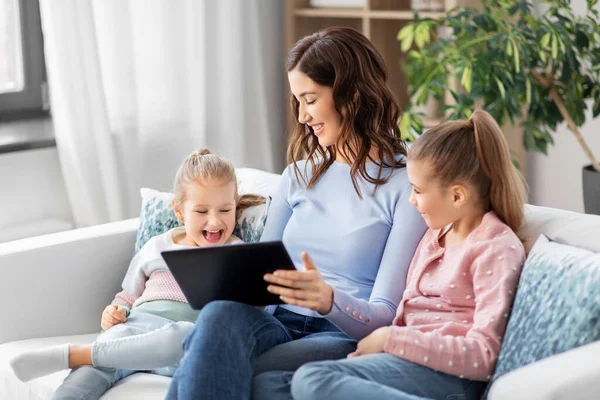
[286,27,407,197]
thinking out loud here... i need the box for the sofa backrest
[520,204,600,253]
[236,168,600,254]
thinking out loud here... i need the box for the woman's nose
[297,103,310,124]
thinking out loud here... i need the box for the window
[0,0,48,119]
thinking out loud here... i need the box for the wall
[0,147,73,241]
[527,106,600,213]
[527,0,600,213]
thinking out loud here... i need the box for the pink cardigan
[384,212,525,381]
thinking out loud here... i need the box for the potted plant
[397,0,600,214]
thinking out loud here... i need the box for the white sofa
[1,168,599,400]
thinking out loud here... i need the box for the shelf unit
[284,0,461,131]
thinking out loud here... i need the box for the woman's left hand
[347,326,391,358]
[264,252,333,314]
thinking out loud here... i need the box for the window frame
[0,0,48,120]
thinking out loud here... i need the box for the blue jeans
[53,313,192,400]
[166,301,357,400]
[256,353,485,400]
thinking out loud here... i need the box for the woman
[166,27,427,400]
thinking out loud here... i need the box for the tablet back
[161,241,296,309]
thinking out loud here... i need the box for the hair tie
[465,119,474,129]
[192,149,212,157]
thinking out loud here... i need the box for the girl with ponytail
[291,110,527,400]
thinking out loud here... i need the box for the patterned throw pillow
[489,235,600,388]
[135,188,271,252]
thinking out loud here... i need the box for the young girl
[10,149,264,400]
[285,110,527,400]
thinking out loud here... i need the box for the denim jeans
[166,301,357,400]
[253,353,486,400]
[53,313,193,400]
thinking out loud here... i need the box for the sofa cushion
[135,188,183,253]
[490,235,600,388]
[0,334,169,400]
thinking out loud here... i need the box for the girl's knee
[251,371,292,400]
[291,362,330,400]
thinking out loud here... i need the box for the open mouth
[202,230,223,243]
[311,123,324,136]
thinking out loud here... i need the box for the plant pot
[582,165,600,215]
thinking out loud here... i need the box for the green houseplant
[398,0,600,214]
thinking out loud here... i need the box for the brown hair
[173,149,265,215]
[408,110,527,233]
[286,27,407,197]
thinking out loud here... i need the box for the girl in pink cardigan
[283,110,527,400]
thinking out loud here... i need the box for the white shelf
[293,8,445,20]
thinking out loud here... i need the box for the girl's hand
[264,252,333,314]
[347,326,391,358]
[101,305,127,331]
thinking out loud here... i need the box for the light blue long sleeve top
[260,158,427,340]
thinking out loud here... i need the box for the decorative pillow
[232,198,271,243]
[135,188,271,252]
[135,188,183,253]
[489,235,600,387]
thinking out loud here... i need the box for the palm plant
[398,0,600,173]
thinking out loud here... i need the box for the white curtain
[39,0,285,227]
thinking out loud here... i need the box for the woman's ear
[172,199,185,222]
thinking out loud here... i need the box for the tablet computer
[161,241,296,309]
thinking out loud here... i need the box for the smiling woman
[166,27,428,400]
[286,27,408,197]
[287,70,341,149]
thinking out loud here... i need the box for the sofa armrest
[488,340,600,400]
[0,218,139,344]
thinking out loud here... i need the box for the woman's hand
[347,326,391,358]
[264,252,333,314]
[101,304,127,331]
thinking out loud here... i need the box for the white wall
[527,107,600,213]
[527,0,600,213]
[0,147,73,240]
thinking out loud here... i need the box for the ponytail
[470,111,527,232]
[236,194,266,217]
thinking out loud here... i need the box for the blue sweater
[261,158,427,339]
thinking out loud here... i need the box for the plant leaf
[541,32,551,48]
[512,40,521,73]
[461,65,472,93]
[506,40,513,56]
[495,76,506,100]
